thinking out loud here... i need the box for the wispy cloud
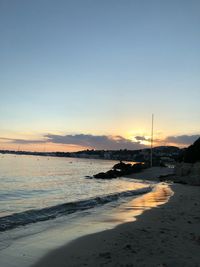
[0,137,45,144]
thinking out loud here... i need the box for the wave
[0,186,152,232]
[0,189,47,200]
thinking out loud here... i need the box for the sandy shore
[32,182,200,267]
[125,166,174,180]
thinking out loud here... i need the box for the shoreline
[0,173,171,267]
[32,183,200,267]
[0,150,142,163]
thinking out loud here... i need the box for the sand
[32,181,200,267]
[125,166,174,180]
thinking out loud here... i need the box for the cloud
[135,136,151,142]
[1,134,147,150]
[164,135,200,145]
[135,134,200,146]
[0,137,45,144]
[44,134,146,150]
[2,133,199,150]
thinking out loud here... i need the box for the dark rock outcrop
[113,161,132,171]
[94,170,120,179]
[93,161,147,179]
[183,137,200,163]
[174,162,200,185]
[173,137,200,185]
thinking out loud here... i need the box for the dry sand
[125,166,174,180]
[33,182,200,267]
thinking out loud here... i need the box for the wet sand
[33,183,200,267]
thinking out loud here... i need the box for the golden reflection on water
[102,184,173,224]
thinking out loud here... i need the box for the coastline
[0,167,172,267]
[33,183,200,267]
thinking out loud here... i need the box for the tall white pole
[150,114,154,167]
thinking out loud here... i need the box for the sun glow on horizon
[0,141,89,153]
[0,128,198,153]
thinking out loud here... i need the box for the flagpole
[150,114,154,167]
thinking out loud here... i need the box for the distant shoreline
[0,145,180,164]
[0,150,137,163]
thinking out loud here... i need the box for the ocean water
[0,154,152,231]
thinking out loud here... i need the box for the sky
[0,0,200,151]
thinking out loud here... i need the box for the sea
[0,154,152,232]
[0,154,174,267]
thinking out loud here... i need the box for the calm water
[0,154,149,221]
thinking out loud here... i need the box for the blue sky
[0,0,200,151]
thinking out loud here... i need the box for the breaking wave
[0,186,152,232]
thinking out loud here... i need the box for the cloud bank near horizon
[164,135,200,145]
[1,133,199,151]
[46,134,147,150]
[1,134,146,150]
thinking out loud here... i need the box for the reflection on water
[97,183,173,224]
[0,154,143,217]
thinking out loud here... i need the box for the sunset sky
[1,0,200,152]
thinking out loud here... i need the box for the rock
[93,162,146,179]
[173,137,200,185]
[131,163,144,172]
[184,137,200,163]
[93,170,120,179]
[174,162,200,185]
[113,161,132,171]
[93,172,110,179]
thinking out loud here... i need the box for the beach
[1,164,199,267]
[1,0,200,266]
[0,157,173,267]
[33,182,200,267]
